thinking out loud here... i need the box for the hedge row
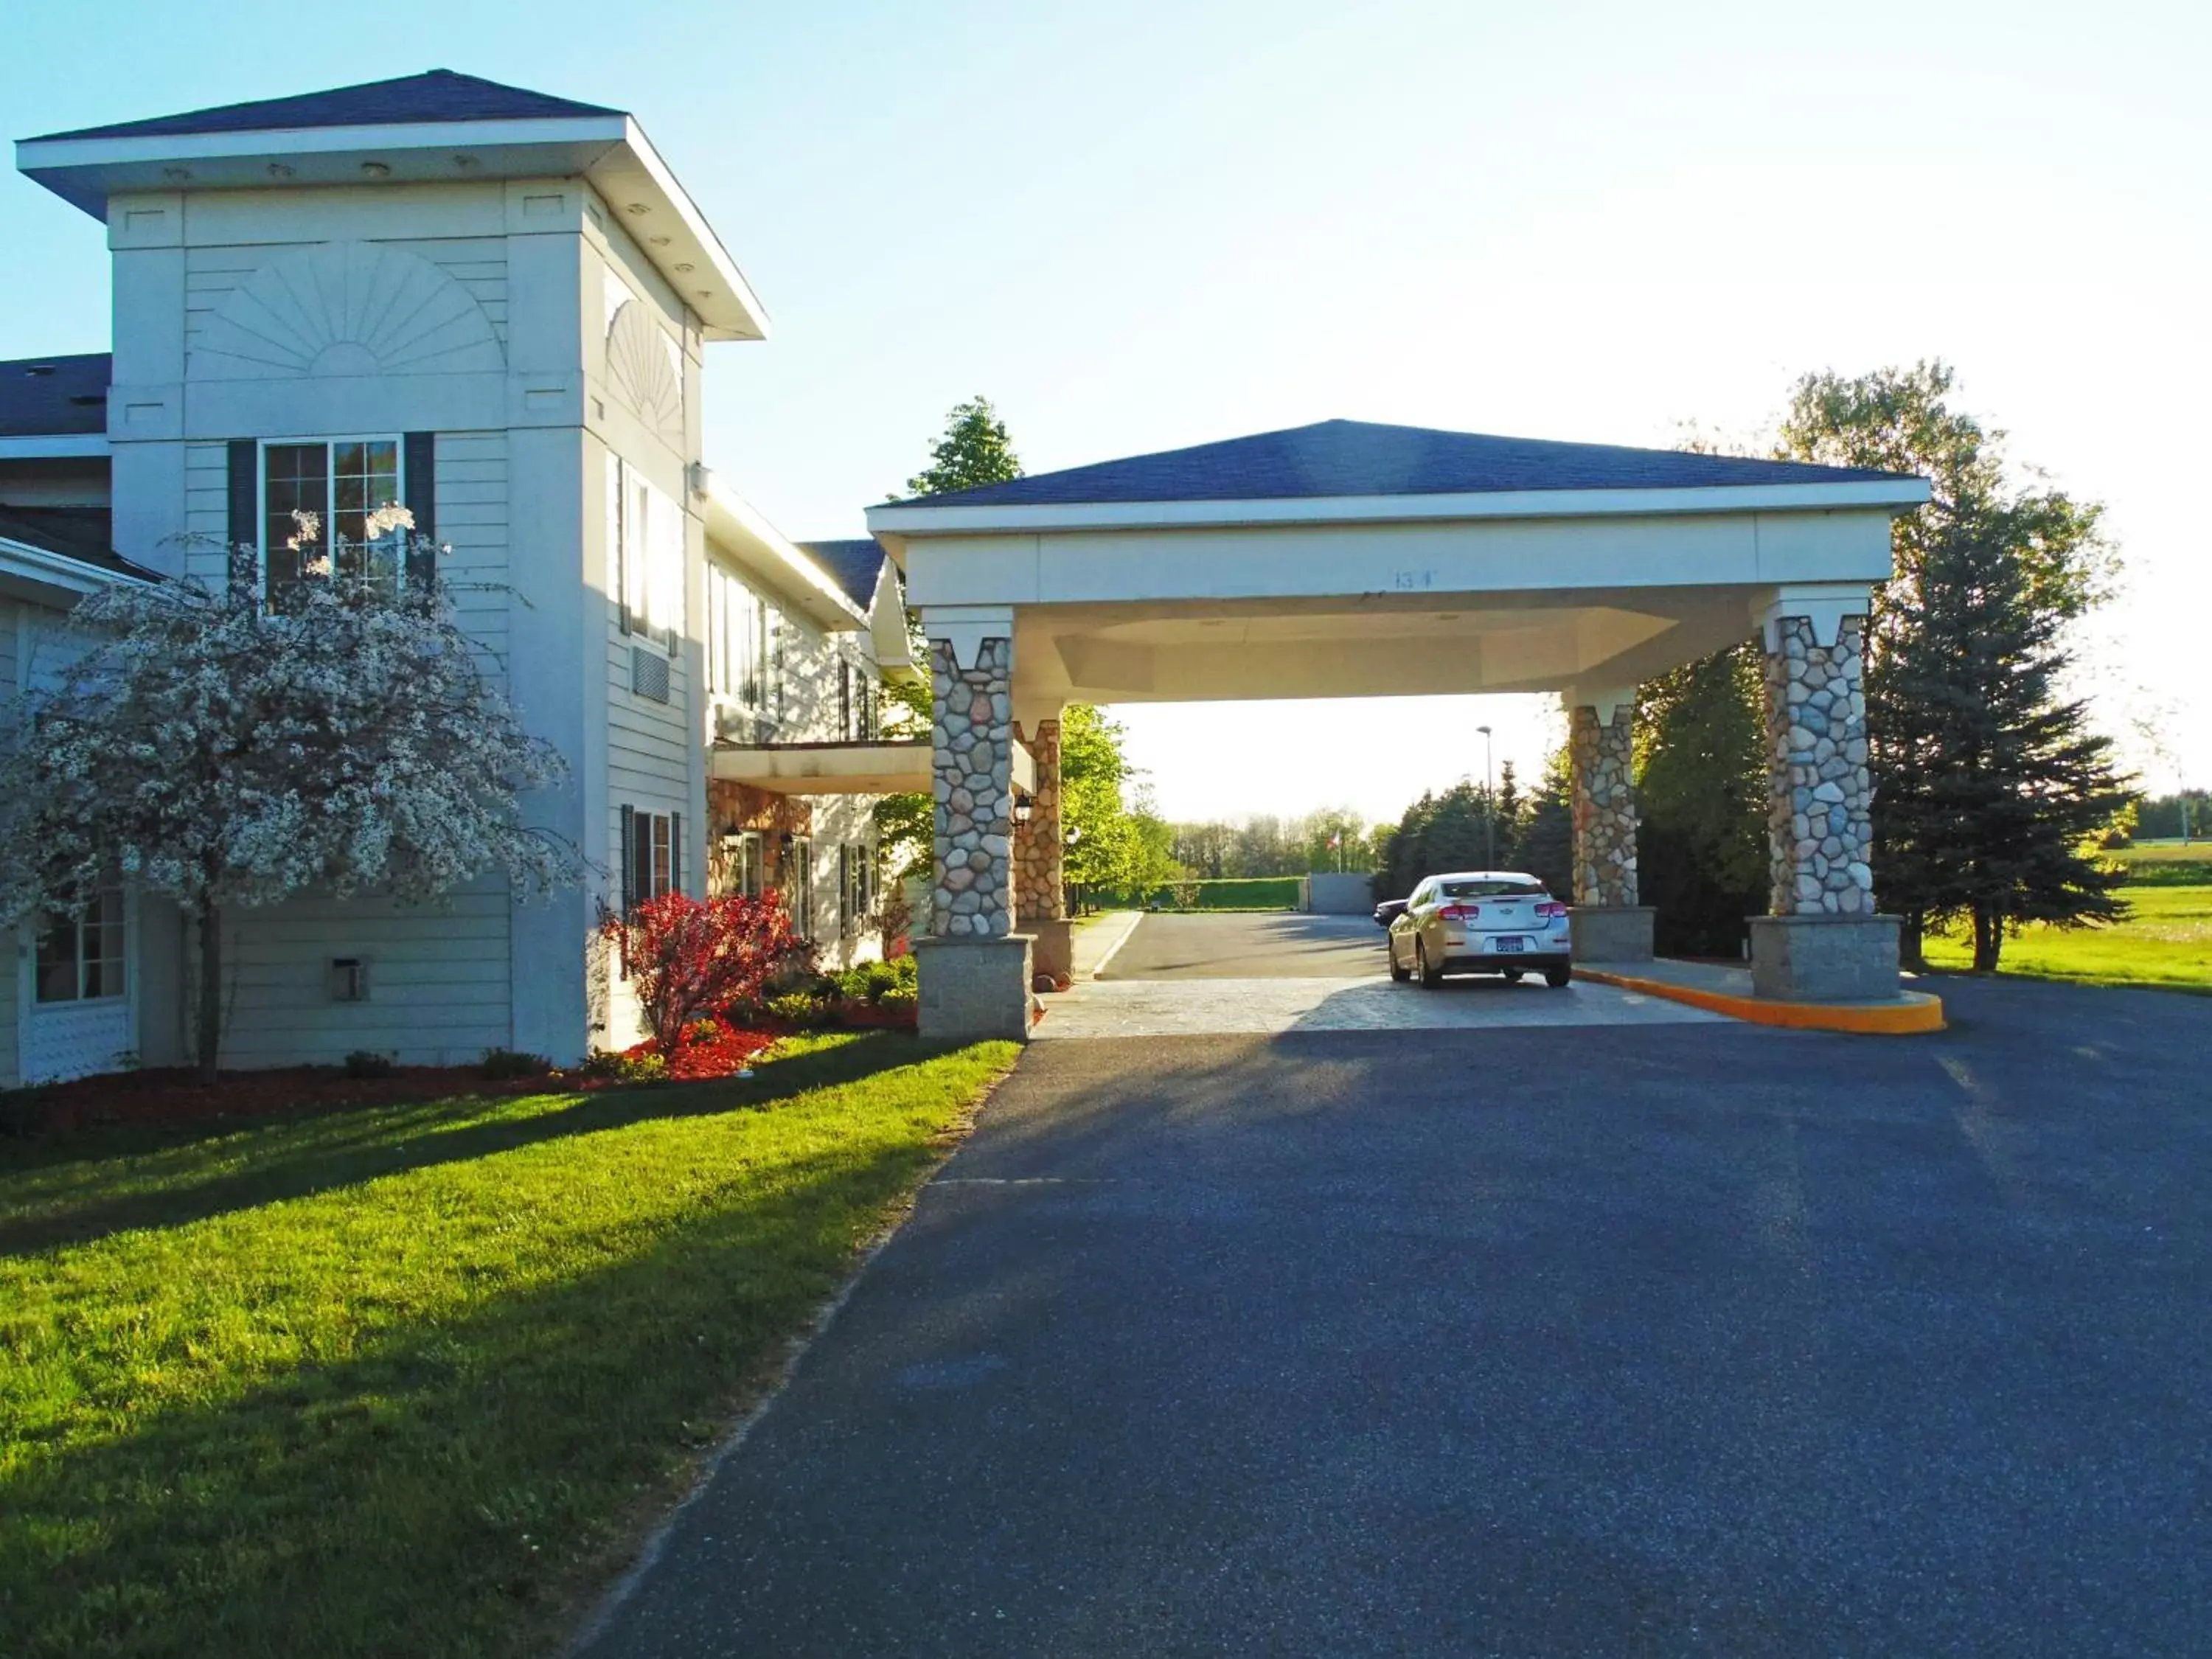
[1088,876,1305,911]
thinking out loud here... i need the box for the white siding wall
[105,175,577,1067]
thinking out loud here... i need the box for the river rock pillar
[915,608,1032,1040]
[1565,692,1654,962]
[1750,589,1899,1000]
[1012,712,1072,987]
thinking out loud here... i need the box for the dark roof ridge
[26,69,622,145]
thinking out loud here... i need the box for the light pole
[1477,723,1495,870]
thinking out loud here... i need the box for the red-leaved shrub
[600,892,807,1056]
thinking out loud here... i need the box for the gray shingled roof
[886,419,1916,509]
[0,353,109,438]
[795,539,888,612]
[0,504,145,578]
[27,69,619,143]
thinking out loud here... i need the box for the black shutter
[669,812,684,899]
[403,432,437,589]
[226,440,257,575]
[619,805,636,914]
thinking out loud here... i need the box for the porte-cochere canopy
[862,419,1931,1040]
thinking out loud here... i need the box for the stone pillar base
[1026,918,1073,985]
[915,935,1035,1043]
[1569,905,1655,963]
[1749,914,1901,1002]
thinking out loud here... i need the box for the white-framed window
[838,842,874,935]
[620,806,681,914]
[262,437,405,601]
[720,830,766,900]
[608,455,683,652]
[782,835,813,939]
[35,882,125,1004]
[838,661,877,741]
[706,563,770,709]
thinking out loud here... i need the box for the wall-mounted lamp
[1013,798,1034,827]
[1064,824,1082,848]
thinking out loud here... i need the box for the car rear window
[1438,879,1547,900]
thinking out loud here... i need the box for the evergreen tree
[1874,498,2132,967]
[1515,749,1575,901]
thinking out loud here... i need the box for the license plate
[1495,936,1523,953]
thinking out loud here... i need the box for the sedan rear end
[1388,872,1573,987]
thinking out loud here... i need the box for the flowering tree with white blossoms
[0,509,574,1081]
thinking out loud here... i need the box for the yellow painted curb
[1576,967,1946,1034]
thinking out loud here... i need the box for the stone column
[1749,593,1899,1000]
[1565,695,1653,961]
[930,636,1015,938]
[1012,717,1062,923]
[915,611,1033,1040]
[1012,714,1073,987]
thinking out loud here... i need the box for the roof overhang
[712,740,1036,798]
[0,433,109,460]
[866,477,1933,558]
[702,476,869,631]
[0,534,140,605]
[15,114,768,341]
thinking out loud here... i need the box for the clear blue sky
[7,1,2205,822]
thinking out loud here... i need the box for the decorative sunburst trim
[192,241,507,380]
[605,299,686,445]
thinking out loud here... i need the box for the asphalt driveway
[580,975,2212,1657]
[1099,911,1392,978]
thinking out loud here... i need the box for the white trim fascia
[592,119,768,342]
[0,534,140,600]
[702,478,869,629]
[866,478,1933,537]
[0,434,109,460]
[16,114,768,342]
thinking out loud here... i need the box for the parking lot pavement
[580,975,2212,1657]
[1098,911,1392,979]
[1043,911,1705,1035]
[1035,973,1720,1036]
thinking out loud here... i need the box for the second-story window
[609,456,682,652]
[706,563,769,709]
[838,661,877,741]
[263,438,404,602]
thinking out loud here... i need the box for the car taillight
[1439,903,1478,921]
[1536,901,1567,918]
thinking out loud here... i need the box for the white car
[1386,870,1573,988]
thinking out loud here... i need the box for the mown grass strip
[0,1032,1018,1658]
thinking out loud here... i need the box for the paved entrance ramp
[1035,912,1720,1037]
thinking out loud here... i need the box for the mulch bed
[1,1012,811,1138]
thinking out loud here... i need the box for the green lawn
[0,1033,1018,1658]
[1921,842,2212,992]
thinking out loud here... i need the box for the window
[721,830,765,899]
[608,456,683,651]
[1437,878,1546,900]
[263,438,404,601]
[619,807,682,914]
[706,563,769,708]
[35,883,125,1004]
[782,835,813,939]
[839,662,877,741]
[838,843,874,934]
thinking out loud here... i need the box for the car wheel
[1544,966,1571,989]
[1502,967,1523,984]
[1388,940,1411,982]
[1416,940,1443,989]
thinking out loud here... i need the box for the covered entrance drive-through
[863,420,1932,1042]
